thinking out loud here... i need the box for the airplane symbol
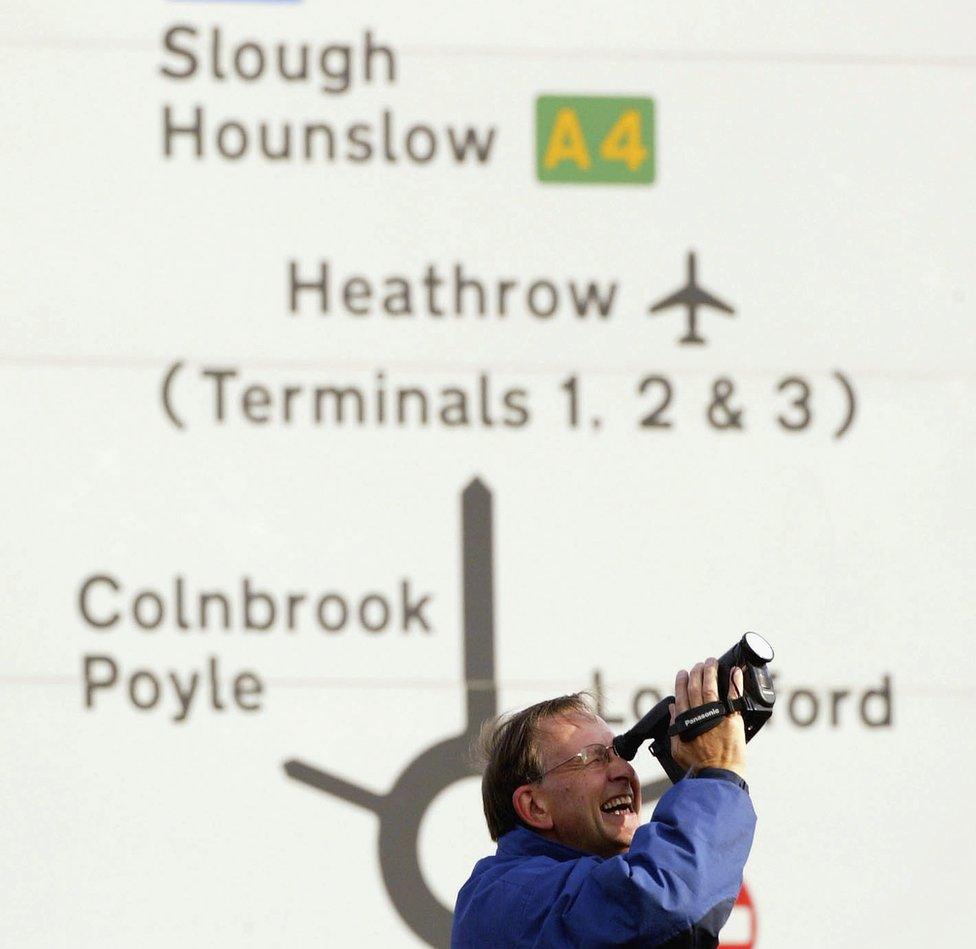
[283,479,670,947]
[648,251,735,345]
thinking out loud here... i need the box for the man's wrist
[692,756,746,778]
[689,766,749,793]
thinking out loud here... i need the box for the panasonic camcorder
[613,631,776,783]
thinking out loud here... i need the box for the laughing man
[452,658,755,947]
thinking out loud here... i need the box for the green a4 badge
[536,95,655,184]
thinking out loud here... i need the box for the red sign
[719,883,757,949]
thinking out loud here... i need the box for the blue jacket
[452,775,755,947]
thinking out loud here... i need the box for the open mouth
[600,794,635,816]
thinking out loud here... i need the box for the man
[452,658,755,947]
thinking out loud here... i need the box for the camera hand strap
[668,697,747,742]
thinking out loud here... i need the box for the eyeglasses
[531,742,617,782]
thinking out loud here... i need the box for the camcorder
[613,632,776,784]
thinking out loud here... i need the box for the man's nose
[607,750,636,782]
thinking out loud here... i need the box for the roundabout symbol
[283,478,741,947]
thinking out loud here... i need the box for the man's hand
[669,658,747,780]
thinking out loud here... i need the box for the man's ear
[512,784,554,831]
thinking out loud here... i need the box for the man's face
[532,713,642,858]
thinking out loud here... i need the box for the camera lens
[742,631,774,664]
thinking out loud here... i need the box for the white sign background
[2,2,974,946]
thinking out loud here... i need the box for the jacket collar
[496,825,596,862]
